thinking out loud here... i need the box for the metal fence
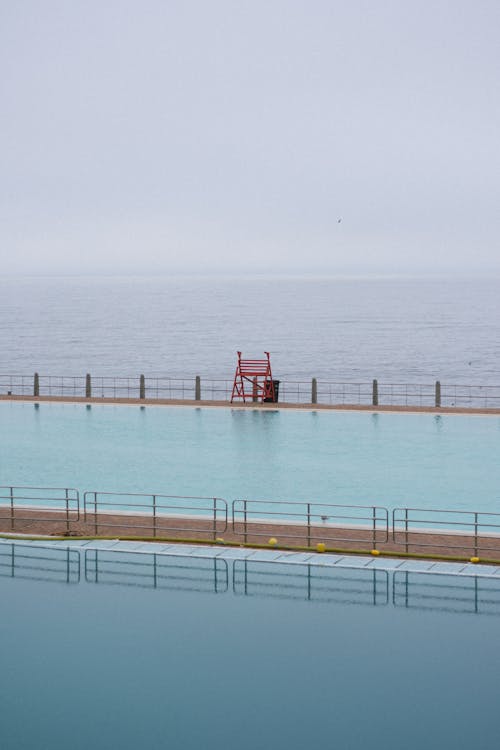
[2,372,500,408]
[232,499,389,548]
[83,491,228,539]
[392,507,500,556]
[0,486,80,534]
[3,484,500,560]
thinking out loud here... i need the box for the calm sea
[0,275,499,384]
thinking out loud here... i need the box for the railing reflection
[393,571,500,616]
[233,560,389,606]
[0,543,80,583]
[2,541,500,618]
[84,549,229,593]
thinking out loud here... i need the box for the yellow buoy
[268,537,278,546]
[371,549,380,556]
[470,556,480,564]
[215,537,224,543]
[316,542,326,553]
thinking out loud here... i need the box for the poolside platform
[1,537,499,579]
[2,393,500,415]
[2,510,500,563]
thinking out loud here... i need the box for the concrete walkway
[2,537,499,578]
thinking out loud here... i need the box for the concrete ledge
[1,394,499,415]
[2,537,500,578]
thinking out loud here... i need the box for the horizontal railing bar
[393,521,500,531]
[394,507,500,517]
[84,491,221,500]
[82,521,226,532]
[85,502,224,512]
[233,509,387,521]
[233,499,387,518]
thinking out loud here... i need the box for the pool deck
[2,393,500,415]
[3,510,500,561]
[1,537,499,578]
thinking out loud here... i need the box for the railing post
[34,372,39,397]
[435,380,441,408]
[244,499,248,544]
[195,375,201,401]
[140,374,146,400]
[85,373,92,399]
[474,512,478,558]
[252,377,258,403]
[10,486,14,531]
[372,379,379,407]
[307,503,311,547]
[405,508,409,554]
[65,488,70,535]
[152,494,156,537]
[311,378,317,405]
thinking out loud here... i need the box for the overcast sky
[1,1,499,276]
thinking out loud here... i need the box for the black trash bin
[264,379,280,403]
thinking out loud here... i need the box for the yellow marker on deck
[470,556,480,564]
[268,537,278,546]
[215,537,224,544]
[316,542,326,553]
[371,549,380,556]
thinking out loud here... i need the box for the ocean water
[0,275,499,384]
[2,401,499,515]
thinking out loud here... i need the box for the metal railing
[392,507,500,556]
[233,559,389,605]
[393,570,500,616]
[2,372,500,408]
[0,486,80,534]
[232,499,389,548]
[83,491,228,539]
[3,482,500,561]
[85,549,228,593]
[0,543,80,583]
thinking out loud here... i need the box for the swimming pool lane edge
[2,538,500,578]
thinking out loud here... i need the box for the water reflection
[393,570,500,616]
[233,560,389,606]
[1,543,500,618]
[85,549,229,593]
[0,543,80,584]
[434,413,443,432]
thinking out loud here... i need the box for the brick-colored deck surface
[2,510,500,561]
[1,393,500,415]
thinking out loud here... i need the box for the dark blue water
[0,544,499,750]
[1,275,499,383]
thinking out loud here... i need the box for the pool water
[1,401,500,515]
[0,541,499,750]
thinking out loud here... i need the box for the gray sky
[1,0,499,276]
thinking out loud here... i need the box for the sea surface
[0,275,499,384]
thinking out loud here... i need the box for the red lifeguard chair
[231,351,275,403]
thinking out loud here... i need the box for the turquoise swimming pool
[1,540,499,750]
[1,401,500,515]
